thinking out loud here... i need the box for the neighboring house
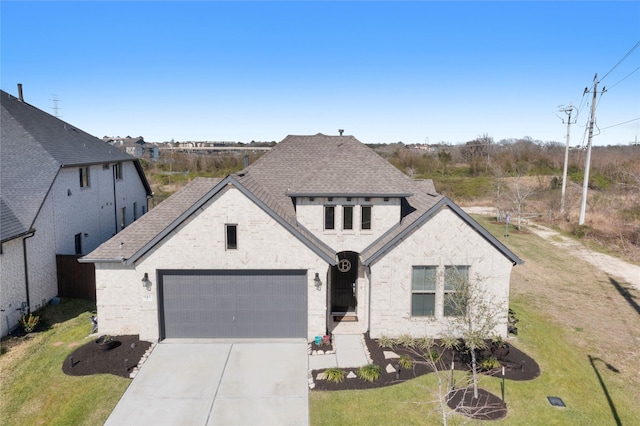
[82,134,522,342]
[103,136,159,161]
[0,90,153,337]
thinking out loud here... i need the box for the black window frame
[361,205,372,230]
[74,233,82,255]
[343,205,353,230]
[324,205,335,230]
[79,167,90,188]
[226,224,238,250]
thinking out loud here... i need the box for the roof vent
[339,129,344,136]
[17,83,24,102]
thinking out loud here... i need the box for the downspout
[112,164,118,234]
[22,231,36,315]
[367,265,372,335]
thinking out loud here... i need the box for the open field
[310,217,640,425]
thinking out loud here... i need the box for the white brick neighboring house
[0,89,152,337]
[82,134,522,342]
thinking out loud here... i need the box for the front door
[331,252,358,314]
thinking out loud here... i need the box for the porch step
[333,315,358,322]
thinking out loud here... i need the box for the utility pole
[558,103,574,214]
[50,94,62,118]
[579,74,605,225]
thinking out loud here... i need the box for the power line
[600,40,640,82]
[599,117,640,131]
[608,65,640,90]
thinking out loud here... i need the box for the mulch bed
[312,335,539,392]
[311,335,539,419]
[447,387,507,420]
[62,335,152,378]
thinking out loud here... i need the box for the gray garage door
[159,270,307,339]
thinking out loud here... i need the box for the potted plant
[95,334,117,350]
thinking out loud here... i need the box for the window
[343,206,353,230]
[324,206,335,230]
[361,206,372,230]
[226,224,238,249]
[142,205,147,215]
[444,265,469,316]
[74,233,82,255]
[114,162,123,180]
[79,167,90,188]
[120,207,126,230]
[411,266,437,316]
[133,202,138,221]
[120,207,127,229]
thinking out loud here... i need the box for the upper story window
[120,207,126,230]
[343,206,353,230]
[114,162,123,180]
[133,202,138,221]
[74,233,82,255]
[361,206,372,230]
[226,224,238,250]
[79,167,90,188]
[324,206,335,230]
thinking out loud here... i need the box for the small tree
[444,267,502,400]
[508,176,538,230]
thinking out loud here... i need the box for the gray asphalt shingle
[1,90,150,242]
[83,133,521,266]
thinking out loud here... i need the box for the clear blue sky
[2,1,639,146]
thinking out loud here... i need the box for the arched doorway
[331,251,359,317]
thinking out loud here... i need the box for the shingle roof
[0,90,152,242]
[82,133,522,266]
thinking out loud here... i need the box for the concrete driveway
[105,340,309,426]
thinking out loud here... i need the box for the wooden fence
[56,255,96,302]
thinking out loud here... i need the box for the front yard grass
[310,217,640,425]
[0,299,130,425]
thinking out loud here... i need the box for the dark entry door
[331,252,358,313]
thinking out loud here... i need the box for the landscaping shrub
[324,367,346,384]
[20,314,40,334]
[396,334,416,348]
[377,335,394,348]
[358,364,381,383]
[480,357,501,371]
[398,354,414,369]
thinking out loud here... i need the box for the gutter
[78,257,125,264]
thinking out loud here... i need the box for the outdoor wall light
[141,273,152,291]
[314,273,322,291]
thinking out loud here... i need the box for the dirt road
[464,206,640,291]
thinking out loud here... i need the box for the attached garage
[158,270,308,339]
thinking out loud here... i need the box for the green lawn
[0,299,130,425]
[310,218,640,425]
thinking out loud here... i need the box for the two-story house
[82,134,521,342]
[0,89,152,336]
